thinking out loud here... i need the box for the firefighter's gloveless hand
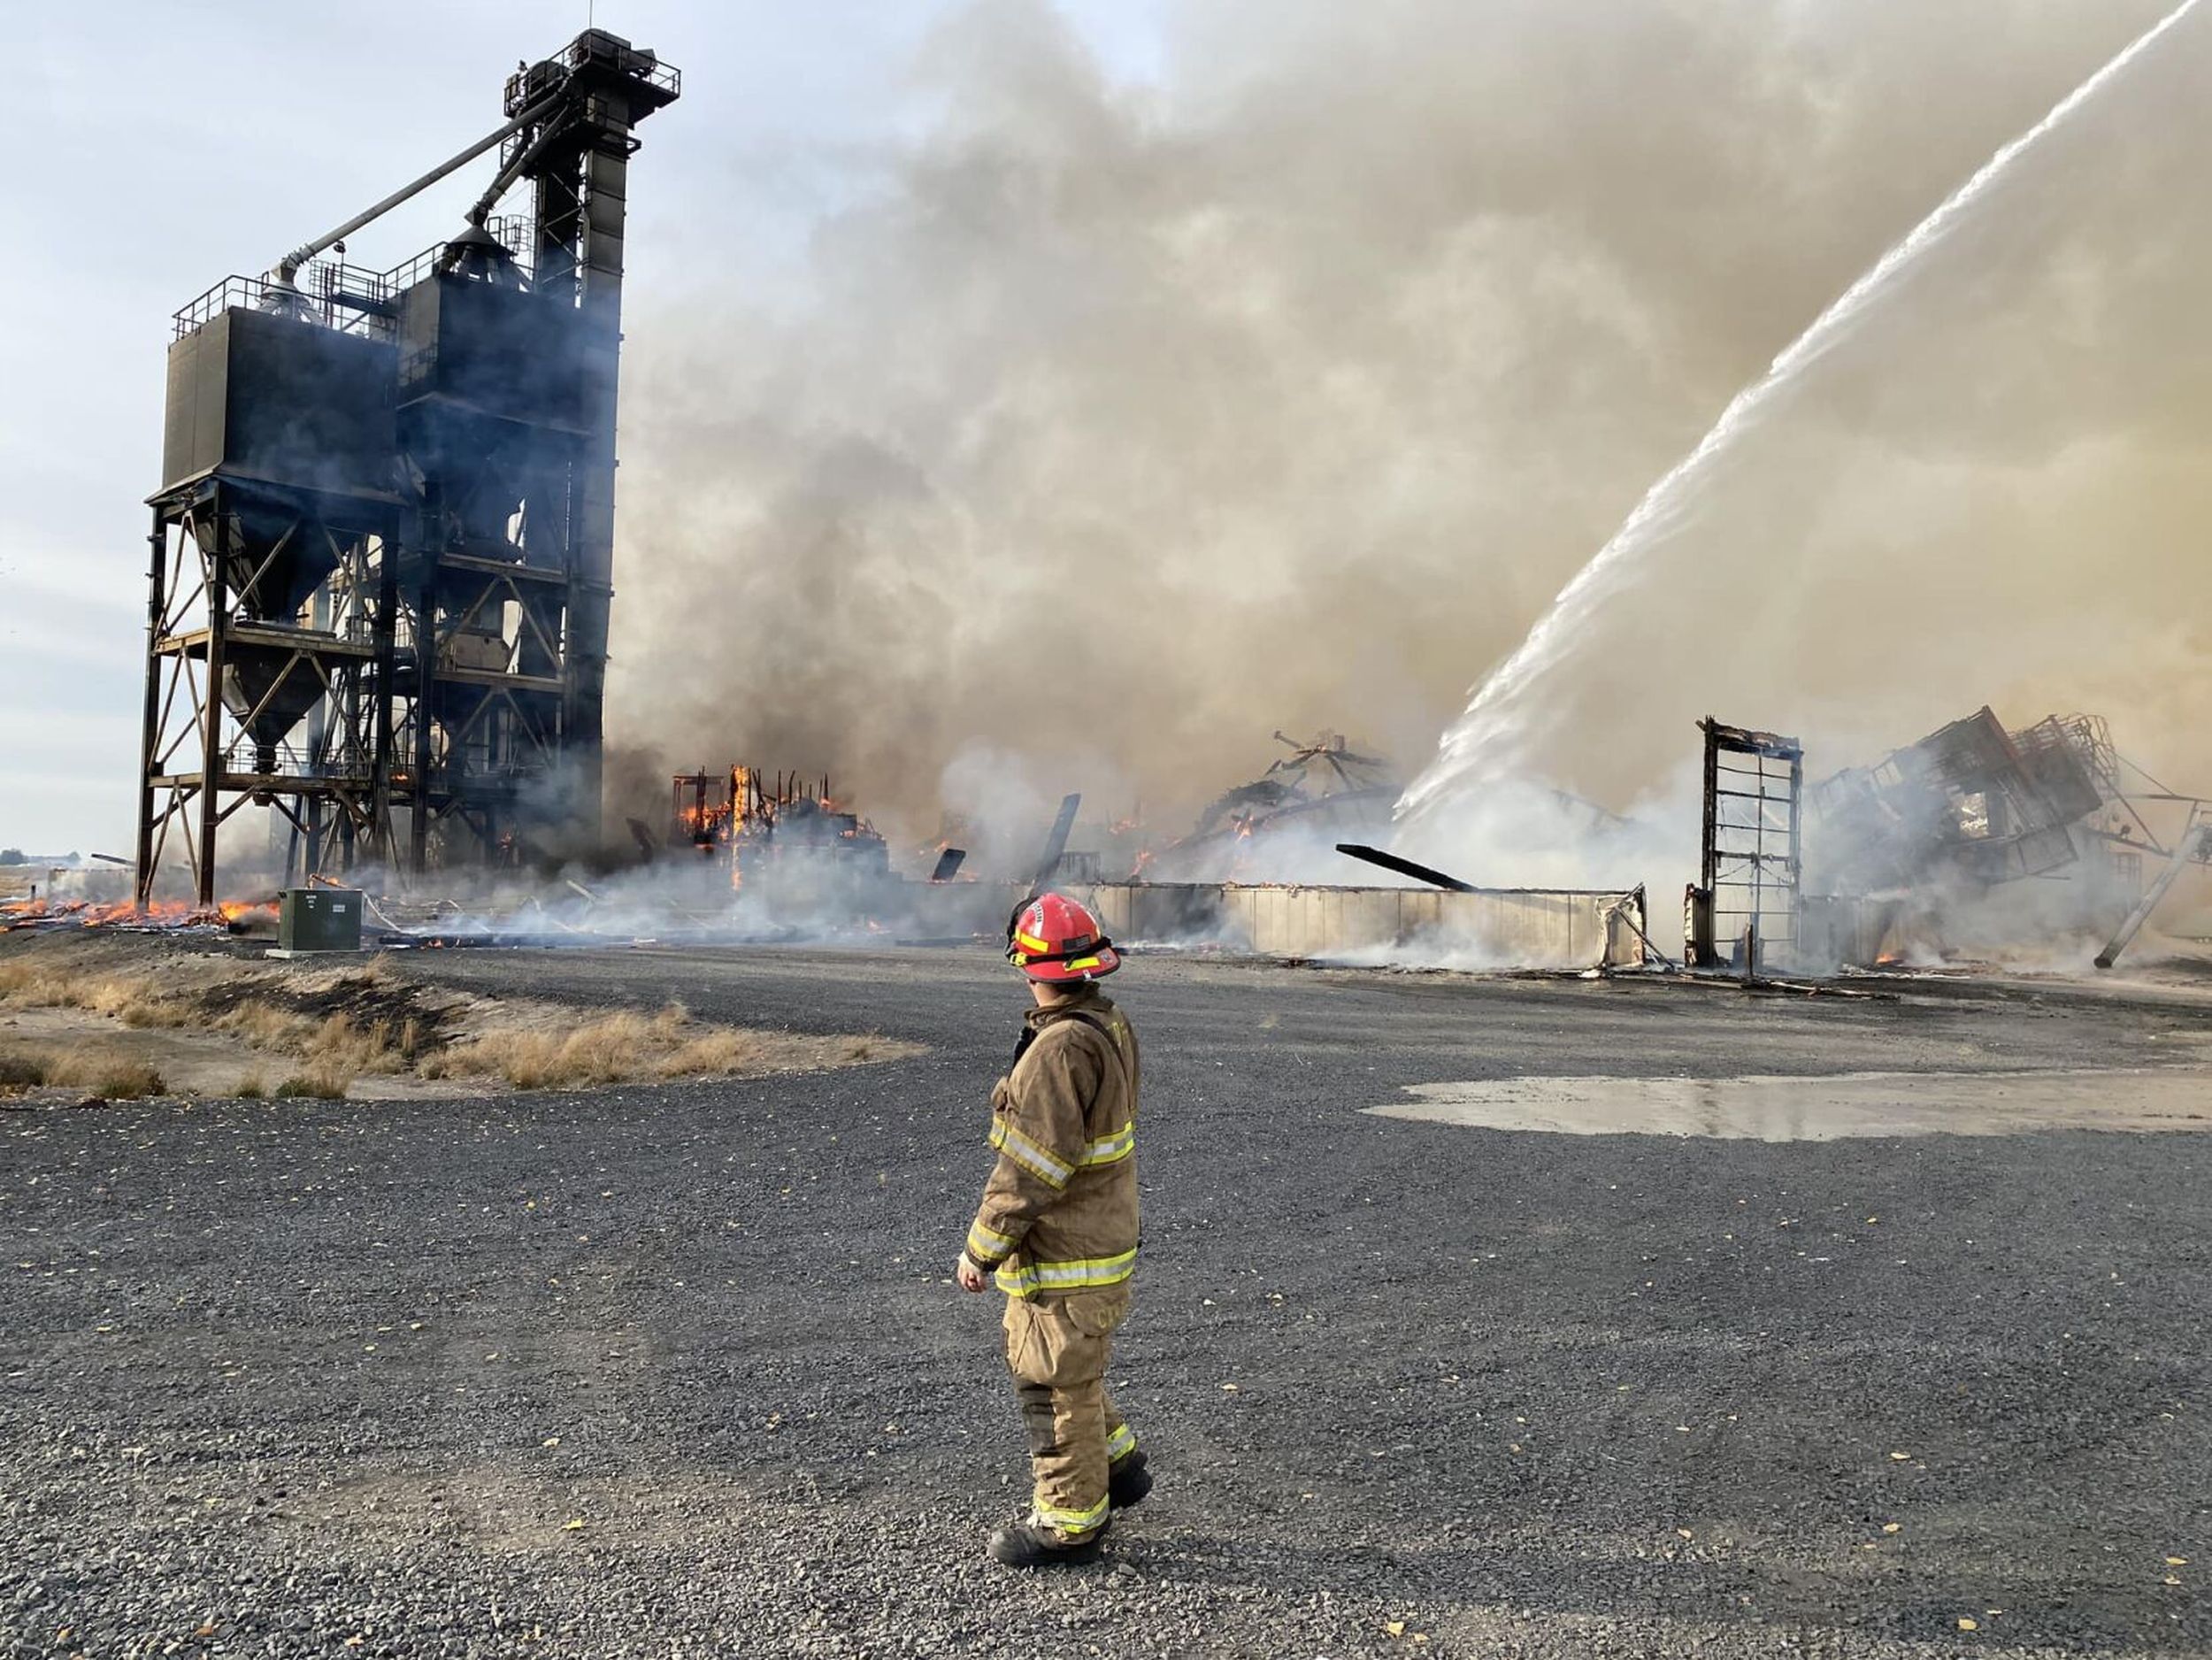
[956,1255,989,1293]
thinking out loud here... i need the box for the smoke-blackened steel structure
[136,31,679,905]
[1690,718,1804,972]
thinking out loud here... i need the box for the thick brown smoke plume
[607,0,2208,859]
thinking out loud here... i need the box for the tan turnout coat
[963,988,1141,1297]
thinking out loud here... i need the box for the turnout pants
[1002,1287,1139,1540]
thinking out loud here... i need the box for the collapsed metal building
[1141,731,1401,882]
[1801,706,2209,968]
[1666,706,2210,975]
[1810,708,2107,893]
[135,31,680,905]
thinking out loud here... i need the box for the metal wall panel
[160,309,396,496]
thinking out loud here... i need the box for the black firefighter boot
[1109,1449,1152,1510]
[988,1515,1110,1569]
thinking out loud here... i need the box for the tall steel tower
[136,31,680,905]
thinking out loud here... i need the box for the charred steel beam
[1334,842,1476,893]
[1032,795,1082,893]
[196,540,228,907]
[133,505,168,907]
[2095,818,2210,969]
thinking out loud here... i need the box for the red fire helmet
[1005,891,1121,983]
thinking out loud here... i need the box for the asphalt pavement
[4,941,2209,1657]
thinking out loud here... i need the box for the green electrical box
[277,888,365,953]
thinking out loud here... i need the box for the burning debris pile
[618,763,1007,941]
[1,898,261,937]
[664,766,894,894]
[1142,732,1401,883]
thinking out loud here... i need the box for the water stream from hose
[1396,0,2204,830]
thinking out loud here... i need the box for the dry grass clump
[0,951,906,1100]
[432,1003,765,1089]
[107,982,196,1028]
[36,1051,165,1100]
[0,960,52,1002]
[92,1061,166,1100]
[273,1069,349,1101]
[0,963,189,1028]
[302,1012,424,1075]
[230,1004,424,1099]
[2,954,403,1034]
[435,1010,658,1090]
[2,1035,173,1099]
[217,1001,313,1050]
[72,976,150,1018]
[657,1029,760,1078]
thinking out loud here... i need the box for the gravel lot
[4,941,2210,1657]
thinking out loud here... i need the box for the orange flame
[1,895,277,934]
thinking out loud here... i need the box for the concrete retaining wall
[1086,882,1646,970]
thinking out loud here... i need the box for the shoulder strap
[1057,1008,1136,1105]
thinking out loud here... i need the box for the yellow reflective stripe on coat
[1081,1120,1134,1167]
[1033,1495,1109,1536]
[989,1118,1073,1187]
[966,1221,1016,1262]
[994,1246,1139,1297]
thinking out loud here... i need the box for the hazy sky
[0,1,1168,856]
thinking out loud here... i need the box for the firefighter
[956,891,1149,1567]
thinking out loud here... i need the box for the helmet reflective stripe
[1006,891,1118,978]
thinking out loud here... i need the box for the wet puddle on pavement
[1365,1070,2212,1140]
